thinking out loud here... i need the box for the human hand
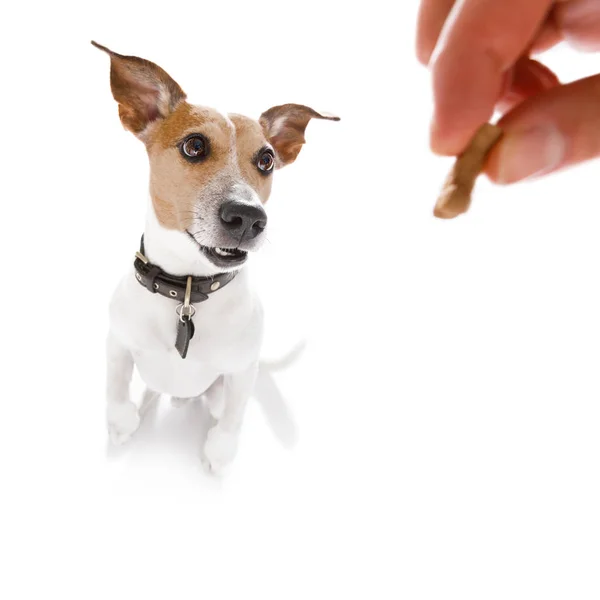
[417,0,600,183]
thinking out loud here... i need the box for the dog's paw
[202,425,239,474]
[107,400,140,446]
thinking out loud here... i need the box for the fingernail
[561,0,600,23]
[496,125,566,183]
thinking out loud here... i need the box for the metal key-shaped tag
[175,315,195,358]
[175,276,196,359]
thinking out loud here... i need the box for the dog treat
[433,123,503,219]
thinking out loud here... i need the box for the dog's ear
[259,104,339,167]
[92,41,186,137]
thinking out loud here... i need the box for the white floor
[3,2,600,598]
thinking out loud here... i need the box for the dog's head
[93,42,338,271]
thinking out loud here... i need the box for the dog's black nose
[219,201,267,240]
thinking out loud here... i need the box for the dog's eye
[181,135,209,161]
[257,150,275,173]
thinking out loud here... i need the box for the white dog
[93,42,338,472]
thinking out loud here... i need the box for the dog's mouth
[202,246,248,267]
[186,232,248,268]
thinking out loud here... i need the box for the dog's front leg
[203,362,258,473]
[106,332,140,445]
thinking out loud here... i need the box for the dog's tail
[259,340,306,372]
[254,340,306,449]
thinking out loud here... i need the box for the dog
[93,42,338,472]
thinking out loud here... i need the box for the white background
[1,1,599,598]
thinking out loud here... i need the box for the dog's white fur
[107,197,264,473]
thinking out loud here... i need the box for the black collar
[133,236,237,304]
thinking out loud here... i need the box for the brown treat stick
[433,123,503,219]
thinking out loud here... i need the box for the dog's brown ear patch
[259,104,339,167]
[92,41,186,136]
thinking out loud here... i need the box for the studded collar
[133,236,237,304]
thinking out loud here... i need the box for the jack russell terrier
[93,42,338,472]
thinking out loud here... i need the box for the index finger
[430,0,554,155]
[416,0,457,65]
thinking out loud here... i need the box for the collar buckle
[135,251,149,264]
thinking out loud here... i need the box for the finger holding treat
[421,0,600,218]
[418,0,600,159]
[434,123,503,219]
[426,0,556,156]
[485,73,600,185]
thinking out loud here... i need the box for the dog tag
[175,316,195,359]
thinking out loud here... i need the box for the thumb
[486,74,600,184]
[554,0,600,52]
